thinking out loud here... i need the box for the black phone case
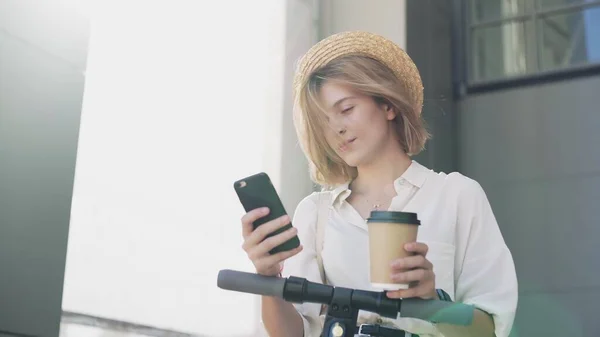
[234,172,300,255]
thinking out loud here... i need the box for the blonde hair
[293,55,430,187]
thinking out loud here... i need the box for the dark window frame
[452,0,600,97]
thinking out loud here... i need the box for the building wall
[406,0,457,173]
[318,0,406,48]
[0,0,89,336]
[457,76,600,337]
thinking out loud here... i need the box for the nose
[327,116,346,136]
[327,116,346,135]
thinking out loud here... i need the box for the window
[463,0,600,85]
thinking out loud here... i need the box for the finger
[250,225,299,258]
[241,207,269,238]
[245,214,291,247]
[386,281,435,299]
[390,268,433,284]
[390,255,433,271]
[385,289,403,299]
[259,245,304,269]
[254,245,303,273]
[386,287,419,299]
[404,242,429,255]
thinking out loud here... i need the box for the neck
[351,143,412,195]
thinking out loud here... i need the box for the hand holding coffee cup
[367,211,436,299]
[386,241,436,299]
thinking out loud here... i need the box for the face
[318,81,397,167]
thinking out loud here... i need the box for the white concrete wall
[319,0,407,49]
[62,2,291,336]
[277,0,320,216]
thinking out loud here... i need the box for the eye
[341,106,354,113]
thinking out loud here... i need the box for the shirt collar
[399,160,429,188]
[329,160,430,206]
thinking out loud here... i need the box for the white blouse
[282,161,518,337]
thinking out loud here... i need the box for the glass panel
[471,0,528,23]
[538,0,600,9]
[539,6,600,70]
[471,20,532,81]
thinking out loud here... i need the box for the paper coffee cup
[367,210,421,290]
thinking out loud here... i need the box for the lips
[339,137,356,152]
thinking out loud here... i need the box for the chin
[339,152,364,168]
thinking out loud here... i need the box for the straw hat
[293,31,424,115]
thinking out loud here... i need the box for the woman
[240,31,518,337]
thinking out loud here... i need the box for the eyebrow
[331,96,356,109]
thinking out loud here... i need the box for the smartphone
[234,172,300,255]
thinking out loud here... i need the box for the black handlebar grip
[217,269,286,298]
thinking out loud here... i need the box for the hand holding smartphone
[234,172,301,255]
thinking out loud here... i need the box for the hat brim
[293,31,424,115]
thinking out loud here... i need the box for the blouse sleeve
[280,192,326,337]
[453,176,519,337]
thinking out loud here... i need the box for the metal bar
[466,62,600,93]
[470,14,532,29]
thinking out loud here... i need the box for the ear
[384,104,397,120]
